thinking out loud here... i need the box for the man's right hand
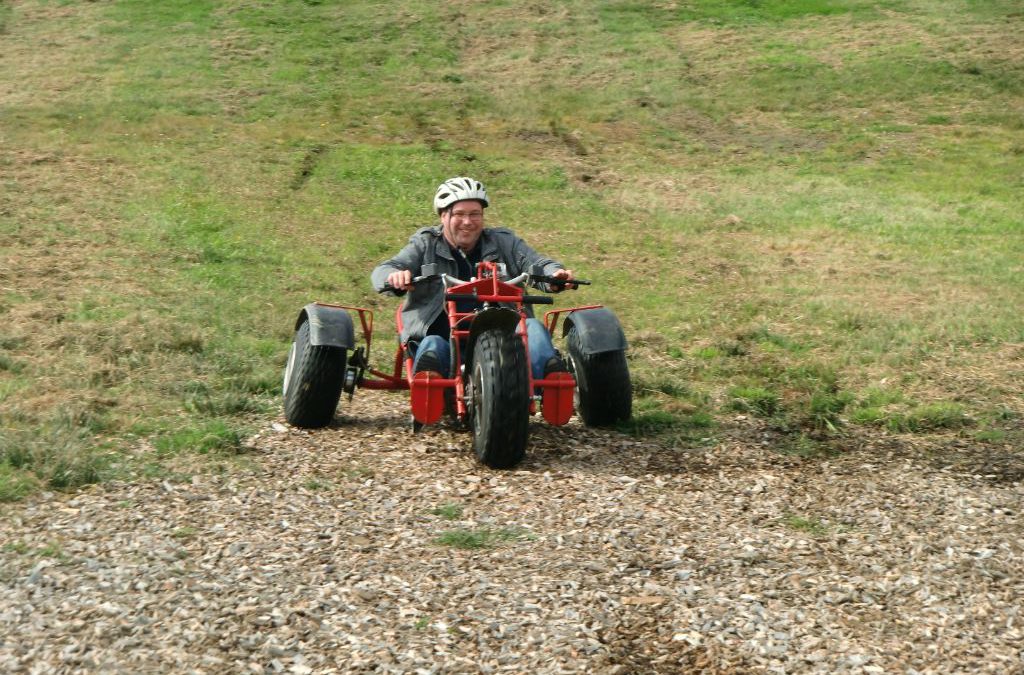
[386,269,413,291]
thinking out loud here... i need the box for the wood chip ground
[2,391,1022,673]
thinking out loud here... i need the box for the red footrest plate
[542,372,575,425]
[411,371,445,425]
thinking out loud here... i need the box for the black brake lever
[379,263,442,295]
[380,275,439,295]
[530,274,591,288]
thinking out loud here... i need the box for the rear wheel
[566,326,632,427]
[470,329,529,469]
[283,319,347,428]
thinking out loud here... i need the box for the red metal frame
[543,305,603,336]
[324,263,600,427]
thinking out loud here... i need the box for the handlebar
[380,263,590,294]
[444,292,553,304]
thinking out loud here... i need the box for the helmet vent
[432,176,489,213]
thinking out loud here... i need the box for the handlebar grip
[530,274,591,288]
[381,273,439,295]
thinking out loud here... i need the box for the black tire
[283,319,347,428]
[470,328,529,469]
[566,326,632,427]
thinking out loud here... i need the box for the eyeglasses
[450,210,484,221]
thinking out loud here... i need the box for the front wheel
[470,328,529,469]
[283,319,347,428]
[566,326,632,427]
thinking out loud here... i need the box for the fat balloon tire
[566,326,632,427]
[283,319,347,428]
[471,329,529,469]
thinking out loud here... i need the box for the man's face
[440,200,485,251]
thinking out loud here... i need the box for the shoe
[415,350,445,376]
[543,353,568,377]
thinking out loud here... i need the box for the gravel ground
[2,391,1022,674]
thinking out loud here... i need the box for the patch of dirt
[289,143,328,191]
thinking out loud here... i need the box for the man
[371,176,575,379]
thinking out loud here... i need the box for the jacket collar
[430,225,500,262]
[429,225,454,261]
[479,229,501,262]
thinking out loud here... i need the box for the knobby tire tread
[472,329,529,469]
[567,327,632,427]
[284,320,347,428]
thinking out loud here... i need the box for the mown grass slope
[1,0,1021,498]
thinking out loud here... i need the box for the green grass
[781,514,830,536]
[617,393,716,446]
[303,477,332,491]
[0,354,26,374]
[152,420,245,456]
[171,526,198,539]
[3,538,73,562]
[430,503,464,521]
[803,390,855,432]
[728,386,780,417]
[848,398,974,433]
[434,527,532,550]
[887,402,972,433]
[974,428,1006,443]
[0,414,113,491]
[2,540,30,555]
[1,539,68,560]
[1,0,1021,498]
[0,465,40,503]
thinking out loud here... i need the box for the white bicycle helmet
[433,176,489,213]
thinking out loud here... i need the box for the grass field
[1,0,1022,499]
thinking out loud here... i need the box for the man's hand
[550,268,575,292]
[386,269,413,291]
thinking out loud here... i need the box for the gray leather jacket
[371,225,565,343]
